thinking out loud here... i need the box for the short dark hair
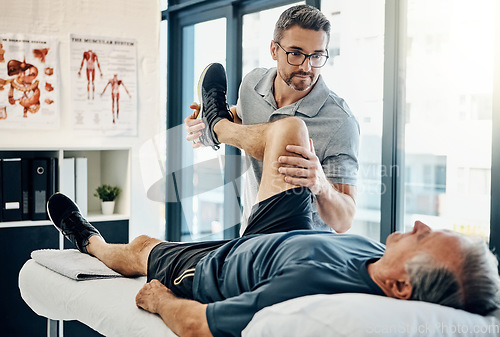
[406,238,500,315]
[273,5,331,45]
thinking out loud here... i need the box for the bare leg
[215,116,310,202]
[86,235,163,277]
[214,120,267,161]
[257,117,309,202]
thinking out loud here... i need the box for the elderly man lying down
[47,117,500,337]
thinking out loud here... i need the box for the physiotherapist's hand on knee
[278,138,329,196]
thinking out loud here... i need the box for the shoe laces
[63,211,89,230]
[70,211,89,223]
[205,87,233,123]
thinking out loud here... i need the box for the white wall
[0,0,165,239]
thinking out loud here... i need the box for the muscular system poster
[0,34,59,129]
[70,34,137,136]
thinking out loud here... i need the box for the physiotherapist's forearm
[316,183,356,233]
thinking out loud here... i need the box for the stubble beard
[280,70,315,92]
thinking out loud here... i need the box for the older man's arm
[136,279,212,337]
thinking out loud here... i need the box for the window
[322,0,386,240]
[180,18,227,241]
[400,0,494,239]
[242,3,303,75]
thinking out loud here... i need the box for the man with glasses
[185,5,359,235]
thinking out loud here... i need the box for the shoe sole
[47,193,72,248]
[196,63,213,120]
[193,63,213,145]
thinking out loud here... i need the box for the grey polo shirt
[236,67,360,232]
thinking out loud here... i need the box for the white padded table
[19,259,176,337]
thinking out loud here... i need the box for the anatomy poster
[70,34,137,136]
[0,34,59,129]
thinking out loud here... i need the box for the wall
[0,0,164,239]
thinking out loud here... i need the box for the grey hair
[406,238,500,315]
[273,5,331,45]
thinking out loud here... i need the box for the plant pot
[101,201,115,215]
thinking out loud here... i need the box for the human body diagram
[71,36,137,133]
[78,50,102,100]
[101,74,131,123]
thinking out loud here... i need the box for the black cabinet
[0,220,128,337]
[0,225,58,337]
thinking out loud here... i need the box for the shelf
[0,213,129,228]
[0,148,131,225]
[87,213,130,222]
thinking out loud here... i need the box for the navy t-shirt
[192,231,386,337]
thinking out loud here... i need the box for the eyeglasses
[275,42,329,68]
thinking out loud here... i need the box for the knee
[276,116,306,131]
[129,235,157,255]
[269,117,309,145]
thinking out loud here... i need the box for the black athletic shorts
[147,186,314,298]
[147,240,228,298]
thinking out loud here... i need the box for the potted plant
[94,184,121,215]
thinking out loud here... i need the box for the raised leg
[214,120,268,161]
[215,116,310,202]
[257,117,309,202]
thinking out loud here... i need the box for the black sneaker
[197,63,234,150]
[47,193,102,254]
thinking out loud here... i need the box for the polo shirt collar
[255,68,278,109]
[254,67,330,118]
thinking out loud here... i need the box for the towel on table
[31,249,123,281]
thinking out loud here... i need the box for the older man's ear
[387,279,413,300]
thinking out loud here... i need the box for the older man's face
[382,221,465,274]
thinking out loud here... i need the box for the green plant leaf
[94,184,121,201]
